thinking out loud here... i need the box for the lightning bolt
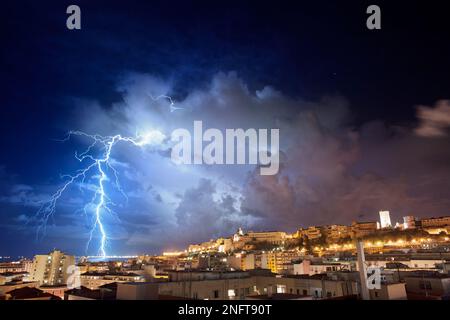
[35,98,174,257]
[149,94,184,112]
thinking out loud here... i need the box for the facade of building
[403,216,416,229]
[0,281,39,296]
[369,283,407,300]
[351,221,378,238]
[296,227,322,240]
[379,211,392,229]
[116,282,159,300]
[420,216,450,228]
[404,274,450,299]
[261,251,303,273]
[29,250,75,286]
[0,260,33,274]
[80,272,144,289]
[292,260,350,276]
[158,271,359,300]
[323,225,351,241]
[243,231,287,245]
[39,285,67,299]
[4,286,61,300]
[227,253,255,271]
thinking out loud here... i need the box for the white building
[379,211,392,229]
[403,216,416,229]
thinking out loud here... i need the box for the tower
[379,211,392,228]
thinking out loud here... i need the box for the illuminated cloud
[2,72,450,253]
[415,100,450,137]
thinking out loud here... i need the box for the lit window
[276,285,286,293]
[228,289,236,298]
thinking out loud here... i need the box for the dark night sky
[1,0,450,257]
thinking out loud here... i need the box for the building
[227,253,255,271]
[233,227,244,242]
[39,285,67,299]
[323,225,351,242]
[116,282,159,300]
[0,272,28,285]
[244,231,287,245]
[420,216,450,228]
[304,227,322,240]
[404,273,450,299]
[4,286,61,300]
[188,237,234,253]
[159,270,360,300]
[80,271,144,289]
[29,250,75,286]
[261,251,303,273]
[296,227,322,240]
[369,283,407,300]
[293,260,311,275]
[379,211,392,229]
[365,258,444,271]
[351,221,378,238]
[0,260,33,274]
[424,226,450,235]
[188,240,218,253]
[403,216,416,229]
[0,281,39,297]
[217,238,233,253]
[292,260,350,276]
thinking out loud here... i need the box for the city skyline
[1,1,450,258]
[1,211,448,258]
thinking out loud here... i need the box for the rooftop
[6,287,61,300]
[81,272,141,277]
[249,293,310,300]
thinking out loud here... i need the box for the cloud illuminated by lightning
[35,127,166,257]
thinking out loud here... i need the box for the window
[374,291,379,297]
[303,289,307,295]
[276,285,286,293]
[213,290,219,299]
[228,289,236,298]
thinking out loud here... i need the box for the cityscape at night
[2,212,450,301]
[1,0,450,313]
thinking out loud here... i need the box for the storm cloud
[3,72,450,253]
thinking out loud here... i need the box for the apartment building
[29,250,75,286]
